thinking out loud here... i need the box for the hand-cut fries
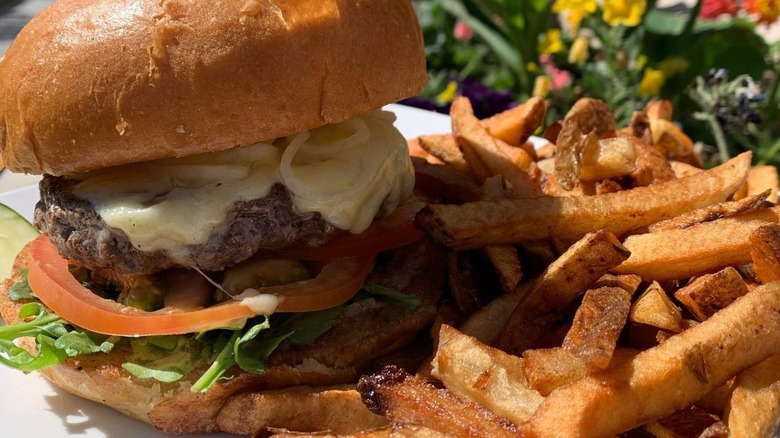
[579,137,637,182]
[750,224,780,283]
[562,286,632,368]
[644,406,722,438]
[432,325,543,424]
[725,353,780,438]
[746,165,779,203]
[481,245,522,294]
[417,134,472,175]
[616,206,780,280]
[648,190,770,232]
[522,283,780,438]
[496,231,629,355]
[629,281,683,333]
[564,97,617,137]
[674,267,749,321]
[358,366,519,438]
[630,137,677,187]
[481,96,546,147]
[650,118,703,167]
[417,153,750,250]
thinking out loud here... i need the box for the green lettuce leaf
[8,269,34,301]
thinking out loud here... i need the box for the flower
[453,21,474,41]
[436,81,459,104]
[538,29,564,56]
[563,8,591,32]
[744,0,780,24]
[533,76,552,98]
[552,0,597,13]
[602,0,646,27]
[700,0,739,19]
[658,56,690,78]
[540,55,572,90]
[568,36,589,65]
[638,68,665,97]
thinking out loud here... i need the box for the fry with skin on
[416,153,751,250]
[650,118,703,168]
[631,137,677,187]
[358,367,519,438]
[746,165,779,203]
[482,96,546,146]
[750,223,780,283]
[432,325,543,424]
[496,231,630,356]
[615,206,780,281]
[648,190,770,232]
[411,157,482,204]
[522,348,638,396]
[268,424,452,438]
[458,282,531,346]
[521,282,780,438]
[674,267,749,321]
[482,245,522,294]
[579,137,637,182]
[629,281,682,333]
[644,406,722,438]
[417,135,472,175]
[564,97,617,138]
[725,353,780,438]
[670,160,703,178]
[592,273,642,295]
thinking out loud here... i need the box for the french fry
[481,96,546,146]
[644,406,721,438]
[750,223,780,283]
[651,118,703,168]
[592,273,643,295]
[432,325,543,424]
[411,157,482,204]
[725,353,780,438]
[416,153,751,250]
[358,367,519,438]
[646,99,673,121]
[670,160,703,178]
[417,135,472,175]
[615,206,780,281]
[482,245,522,294]
[496,231,630,355]
[674,267,749,321]
[447,252,482,315]
[554,119,595,190]
[458,283,531,346]
[562,286,632,369]
[215,386,388,436]
[564,97,617,137]
[269,424,452,437]
[579,137,638,182]
[595,179,623,194]
[648,190,770,232]
[522,283,780,438]
[695,382,735,418]
[747,165,779,203]
[631,137,677,187]
[628,110,653,145]
[629,281,682,333]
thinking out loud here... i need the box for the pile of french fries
[352,97,780,438]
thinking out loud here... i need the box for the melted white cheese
[235,289,284,315]
[72,111,414,265]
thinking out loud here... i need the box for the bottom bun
[0,240,446,434]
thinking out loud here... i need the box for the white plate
[0,104,451,438]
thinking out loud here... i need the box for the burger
[0,0,446,434]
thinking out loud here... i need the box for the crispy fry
[411,157,482,204]
[646,99,673,121]
[564,97,617,137]
[674,267,749,321]
[628,111,653,145]
[595,179,623,194]
[417,134,472,175]
[644,406,721,438]
[447,252,482,315]
[358,367,519,438]
[482,96,546,146]
[616,206,780,281]
[458,282,531,346]
[215,386,388,436]
[554,120,595,190]
[496,231,630,355]
[648,190,770,232]
[522,283,780,438]
[696,382,735,418]
[432,325,543,424]
[416,153,751,250]
[482,245,522,294]
[651,118,703,168]
[747,165,779,203]
[562,286,632,369]
[579,137,638,182]
[592,273,643,295]
[725,353,780,438]
[750,224,780,283]
[629,281,682,333]
[631,137,677,187]
[670,160,703,178]
[451,97,539,197]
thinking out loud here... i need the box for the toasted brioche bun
[0,0,426,175]
[0,239,445,434]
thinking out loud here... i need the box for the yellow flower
[602,0,646,27]
[745,0,780,25]
[533,76,552,98]
[638,68,665,97]
[635,54,648,70]
[527,62,540,73]
[436,81,458,104]
[564,8,590,32]
[553,0,597,13]
[658,56,690,77]
[568,36,589,66]
[538,29,564,56]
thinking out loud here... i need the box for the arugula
[8,269,34,301]
[122,336,209,383]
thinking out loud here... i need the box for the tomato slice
[27,235,374,337]
[265,200,425,260]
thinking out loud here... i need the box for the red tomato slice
[27,235,374,337]
[265,200,425,260]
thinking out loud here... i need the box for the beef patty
[34,175,339,274]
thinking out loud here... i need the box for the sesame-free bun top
[0,0,427,175]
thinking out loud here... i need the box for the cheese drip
[72,111,414,264]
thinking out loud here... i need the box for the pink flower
[540,55,571,90]
[454,21,474,41]
[700,0,739,19]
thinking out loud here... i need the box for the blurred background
[1,0,779,167]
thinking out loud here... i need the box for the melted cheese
[235,289,284,315]
[72,111,414,265]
